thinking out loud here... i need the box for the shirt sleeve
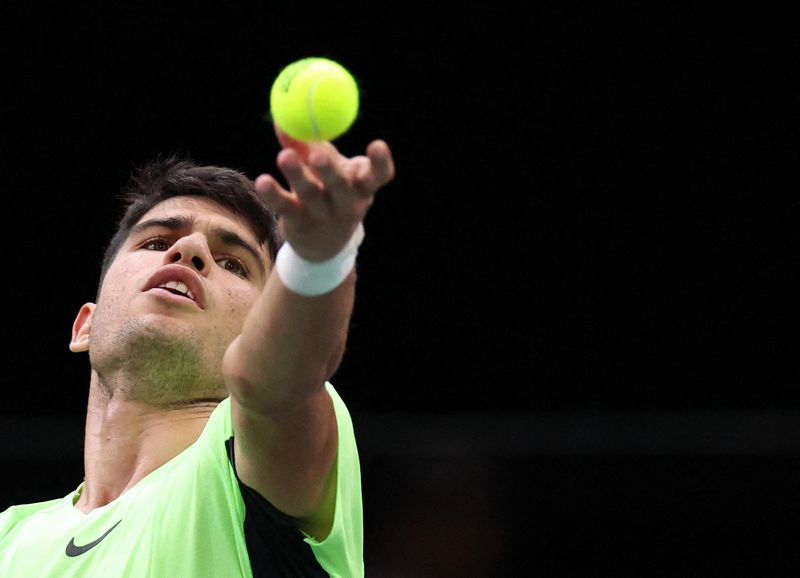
[303,382,364,578]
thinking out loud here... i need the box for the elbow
[223,345,336,414]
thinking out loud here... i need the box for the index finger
[274,124,339,165]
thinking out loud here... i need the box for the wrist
[275,223,365,296]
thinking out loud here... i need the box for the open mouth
[143,265,205,308]
[156,280,195,301]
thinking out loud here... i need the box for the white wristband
[275,223,365,296]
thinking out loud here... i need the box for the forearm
[228,137,393,413]
[223,267,356,412]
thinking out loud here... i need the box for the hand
[255,127,395,262]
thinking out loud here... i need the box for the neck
[76,372,218,513]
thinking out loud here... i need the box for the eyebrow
[130,216,267,277]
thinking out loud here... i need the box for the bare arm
[222,133,394,539]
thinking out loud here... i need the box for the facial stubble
[89,313,229,407]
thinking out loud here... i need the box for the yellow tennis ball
[270,57,360,142]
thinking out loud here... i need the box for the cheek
[101,256,150,297]
[97,265,138,309]
[221,287,258,328]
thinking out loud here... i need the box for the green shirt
[0,383,363,577]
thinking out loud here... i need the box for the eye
[218,257,248,278]
[141,237,171,251]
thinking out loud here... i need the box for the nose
[163,233,210,274]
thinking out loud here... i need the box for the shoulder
[0,496,69,540]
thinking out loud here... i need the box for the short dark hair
[98,155,282,294]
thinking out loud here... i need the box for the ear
[69,303,95,353]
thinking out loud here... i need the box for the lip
[142,264,206,309]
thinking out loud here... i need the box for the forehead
[134,196,263,248]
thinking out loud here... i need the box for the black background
[1,4,798,576]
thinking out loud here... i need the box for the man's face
[75,196,270,403]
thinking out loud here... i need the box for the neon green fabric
[0,383,363,577]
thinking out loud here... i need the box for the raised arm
[222,132,394,539]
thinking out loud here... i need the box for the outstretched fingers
[254,173,293,216]
[318,140,396,214]
[254,138,395,239]
[275,148,331,220]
